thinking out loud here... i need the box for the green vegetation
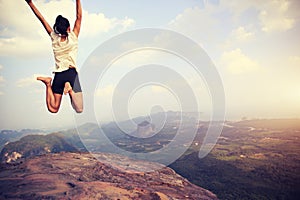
[0,129,46,151]
[169,119,300,200]
[0,133,78,161]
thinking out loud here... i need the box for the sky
[0,0,299,130]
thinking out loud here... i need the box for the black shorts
[52,68,82,94]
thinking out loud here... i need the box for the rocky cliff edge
[0,152,218,200]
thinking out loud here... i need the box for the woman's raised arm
[25,0,53,35]
[73,0,82,37]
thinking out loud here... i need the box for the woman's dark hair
[53,15,70,36]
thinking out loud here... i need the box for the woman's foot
[37,77,52,86]
[64,82,73,95]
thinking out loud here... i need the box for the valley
[1,115,299,199]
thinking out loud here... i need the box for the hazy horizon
[1,110,299,131]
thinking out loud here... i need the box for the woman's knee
[75,107,83,113]
[48,106,59,113]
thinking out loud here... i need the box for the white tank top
[51,31,78,72]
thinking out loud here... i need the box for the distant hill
[134,120,156,138]
[0,129,46,151]
[0,152,218,200]
[0,133,78,163]
[230,118,300,130]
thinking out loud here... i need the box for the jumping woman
[25,0,83,113]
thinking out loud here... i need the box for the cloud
[168,6,219,46]
[0,76,5,84]
[16,76,37,88]
[231,26,254,42]
[0,35,52,57]
[221,48,260,74]
[80,12,135,38]
[164,0,300,64]
[259,0,295,32]
[16,74,48,88]
[0,0,135,57]
[223,26,255,49]
[95,84,115,97]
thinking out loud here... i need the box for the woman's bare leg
[64,82,83,113]
[70,92,83,113]
[37,77,62,113]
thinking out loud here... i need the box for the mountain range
[0,114,299,199]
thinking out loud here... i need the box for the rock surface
[135,121,156,138]
[0,152,218,200]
